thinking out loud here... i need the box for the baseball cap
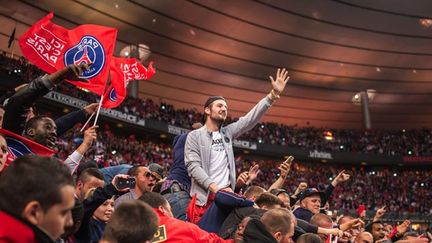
[148,163,164,181]
[297,188,325,202]
[270,188,289,196]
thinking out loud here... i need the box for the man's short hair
[310,213,333,228]
[255,192,283,209]
[244,186,266,199]
[204,96,226,108]
[77,168,104,184]
[261,208,293,235]
[102,200,159,243]
[138,192,168,208]
[296,233,322,243]
[23,116,50,134]
[76,160,98,178]
[127,165,144,177]
[0,155,74,215]
[365,221,382,233]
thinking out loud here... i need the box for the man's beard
[210,111,227,124]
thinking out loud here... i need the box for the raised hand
[374,206,387,221]
[236,171,249,188]
[62,63,92,82]
[49,63,92,84]
[279,156,293,179]
[396,220,411,235]
[247,164,260,182]
[294,182,308,196]
[76,125,98,156]
[112,174,131,192]
[269,68,290,94]
[332,170,351,186]
[84,103,99,115]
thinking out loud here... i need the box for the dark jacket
[218,207,266,239]
[3,76,88,136]
[3,75,53,134]
[74,184,118,242]
[243,218,277,243]
[164,133,191,191]
[293,207,314,222]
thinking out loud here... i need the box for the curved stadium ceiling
[1,0,432,129]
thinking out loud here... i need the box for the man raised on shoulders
[185,68,289,220]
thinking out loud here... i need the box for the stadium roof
[2,0,432,129]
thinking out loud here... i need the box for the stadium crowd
[2,52,432,157]
[0,54,431,243]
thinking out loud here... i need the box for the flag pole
[92,71,111,126]
[79,112,95,132]
[10,24,17,59]
[92,95,104,126]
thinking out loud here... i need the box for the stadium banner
[308,150,333,160]
[403,156,432,163]
[44,92,145,126]
[41,92,426,165]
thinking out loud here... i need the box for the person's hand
[209,183,219,193]
[374,206,387,220]
[279,156,293,179]
[112,174,131,192]
[49,63,92,84]
[76,125,97,155]
[396,220,411,235]
[270,68,290,94]
[220,187,234,193]
[14,83,28,92]
[294,182,308,196]
[406,236,429,243]
[332,170,351,186]
[84,103,99,115]
[247,164,260,183]
[236,171,249,188]
[340,218,364,231]
[328,228,344,237]
[82,126,98,146]
[62,63,92,81]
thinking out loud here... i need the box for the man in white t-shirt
[185,68,290,221]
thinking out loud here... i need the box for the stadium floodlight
[119,44,151,62]
[352,89,376,105]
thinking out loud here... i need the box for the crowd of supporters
[2,52,432,157]
[54,124,432,216]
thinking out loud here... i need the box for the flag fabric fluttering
[102,58,155,108]
[0,128,55,170]
[18,12,117,95]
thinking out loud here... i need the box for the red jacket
[152,209,233,243]
[0,210,54,243]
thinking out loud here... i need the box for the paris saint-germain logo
[109,88,117,102]
[6,137,33,158]
[64,36,105,79]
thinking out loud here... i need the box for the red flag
[18,12,117,95]
[0,128,55,170]
[102,58,155,108]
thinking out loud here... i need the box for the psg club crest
[109,88,117,102]
[64,35,105,79]
[6,137,33,161]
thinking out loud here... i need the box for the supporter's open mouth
[47,137,57,147]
